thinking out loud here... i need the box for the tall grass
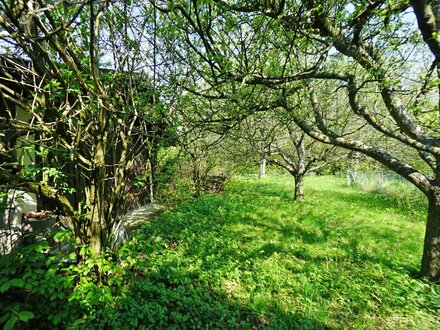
[348,173,427,218]
[105,175,439,329]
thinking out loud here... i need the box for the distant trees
[237,114,279,179]
[233,110,345,200]
[268,125,345,201]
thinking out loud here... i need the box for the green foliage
[156,176,195,203]
[106,176,438,329]
[0,242,81,328]
[0,307,34,330]
[65,247,126,322]
[0,239,124,328]
[102,279,259,329]
[1,176,438,329]
[153,150,193,203]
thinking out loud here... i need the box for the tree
[154,0,440,281]
[268,121,345,201]
[237,113,279,179]
[0,0,168,254]
[170,92,228,197]
[230,109,346,200]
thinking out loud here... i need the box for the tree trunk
[90,220,103,256]
[148,157,155,203]
[347,152,360,187]
[294,175,304,201]
[193,161,203,198]
[87,133,107,255]
[259,158,266,178]
[420,186,440,282]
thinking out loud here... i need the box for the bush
[0,242,82,329]
[0,239,126,329]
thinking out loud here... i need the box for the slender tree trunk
[292,135,306,201]
[88,128,107,255]
[259,158,266,178]
[90,217,103,255]
[347,152,360,186]
[193,160,202,198]
[148,157,155,203]
[420,186,440,282]
[145,140,157,204]
[294,175,304,201]
[87,176,107,256]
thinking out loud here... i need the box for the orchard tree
[233,109,346,200]
[237,113,280,178]
[268,121,346,201]
[154,0,440,281]
[171,91,231,197]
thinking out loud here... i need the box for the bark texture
[421,186,440,282]
[294,175,304,201]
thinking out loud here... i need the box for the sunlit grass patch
[111,175,439,329]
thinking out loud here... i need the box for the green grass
[108,175,439,329]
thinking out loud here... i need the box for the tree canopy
[150,0,440,281]
[1,0,440,282]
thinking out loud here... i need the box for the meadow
[2,175,439,329]
[104,175,439,329]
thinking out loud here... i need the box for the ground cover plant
[1,175,439,329]
[107,175,439,329]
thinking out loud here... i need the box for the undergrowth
[1,175,439,329]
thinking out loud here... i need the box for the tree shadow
[131,188,418,273]
[103,193,338,329]
[100,259,332,329]
[109,178,429,329]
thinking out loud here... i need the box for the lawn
[105,175,439,329]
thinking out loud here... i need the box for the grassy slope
[111,176,439,329]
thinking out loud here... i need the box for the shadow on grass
[244,203,421,277]
[107,178,429,329]
[102,261,331,329]
[103,193,337,329]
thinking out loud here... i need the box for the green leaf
[0,282,11,293]
[0,312,10,324]
[52,312,62,325]
[66,318,86,329]
[45,267,57,279]
[3,315,17,330]
[9,278,24,287]
[18,311,34,322]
